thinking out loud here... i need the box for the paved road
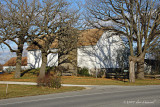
[0,85,160,107]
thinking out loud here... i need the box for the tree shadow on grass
[20,69,32,77]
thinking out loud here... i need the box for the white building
[27,29,124,71]
[3,57,29,71]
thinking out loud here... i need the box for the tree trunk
[137,58,145,79]
[15,52,22,78]
[129,56,135,83]
[38,52,47,79]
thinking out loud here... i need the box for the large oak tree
[0,0,40,78]
[85,0,160,82]
[28,0,80,79]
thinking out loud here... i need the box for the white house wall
[27,49,58,68]
[27,32,124,69]
[77,31,124,69]
[78,46,98,69]
[3,66,30,71]
[47,52,58,67]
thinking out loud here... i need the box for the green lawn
[0,84,85,99]
[1,73,160,86]
[62,76,160,86]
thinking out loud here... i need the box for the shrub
[97,70,105,78]
[26,67,55,75]
[46,66,55,74]
[78,67,90,77]
[37,74,61,89]
[28,68,40,75]
[4,67,15,73]
[49,76,61,88]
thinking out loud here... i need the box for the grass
[0,72,37,82]
[0,84,85,99]
[0,72,160,86]
[62,76,160,86]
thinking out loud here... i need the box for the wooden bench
[106,72,129,79]
[106,73,116,78]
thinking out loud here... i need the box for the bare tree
[85,0,160,82]
[0,0,40,78]
[28,0,80,79]
[58,25,79,75]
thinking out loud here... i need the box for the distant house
[3,57,29,71]
[27,29,124,73]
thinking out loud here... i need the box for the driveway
[0,83,160,107]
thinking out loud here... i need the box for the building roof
[27,29,104,50]
[78,29,103,46]
[3,57,27,66]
